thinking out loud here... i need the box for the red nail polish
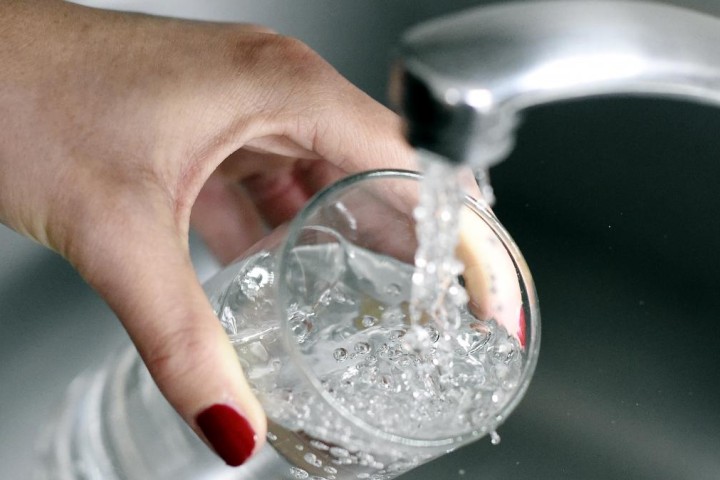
[518,308,526,348]
[196,404,256,467]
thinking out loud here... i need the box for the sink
[2,1,720,479]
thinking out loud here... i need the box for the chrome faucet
[391,0,720,174]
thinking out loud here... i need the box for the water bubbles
[401,324,433,354]
[389,329,406,341]
[267,432,277,441]
[341,365,359,381]
[456,329,490,355]
[222,240,527,475]
[333,348,348,362]
[381,307,406,327]
[489,343,517,365]
[289,466,309,479]
[379,374,395,390]
[318,289,334,307]
[490,430,501,445]
[361,315,377,328]
[304,452,323,468]
[354,342,371,355]
[329,447,350,458]
[289,310,314,344]
[385,283,402,297]
[425,325,440,343]
[240,264,274,300]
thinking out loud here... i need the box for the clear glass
[34,169,539,480]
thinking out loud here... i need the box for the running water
[406,158,469,355]
[209,161,522,478]
[212,246,522,478]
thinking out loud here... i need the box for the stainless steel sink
[2,1,720,479]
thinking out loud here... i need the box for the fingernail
[196,404,256,467]
[518,307,526,349]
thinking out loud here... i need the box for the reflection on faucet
[391,0,720,172]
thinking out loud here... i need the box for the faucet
[391,0,720,177]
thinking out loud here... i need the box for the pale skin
[0,0,415,460]
[0,0,522,466]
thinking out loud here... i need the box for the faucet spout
[391,1,720,168]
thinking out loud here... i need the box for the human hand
[0,0,413,466]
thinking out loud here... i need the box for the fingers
[215,34,418,176]
[457,208,525,346]
[191,174,266,265]
[221,149,315,227]
[76,215,266,467]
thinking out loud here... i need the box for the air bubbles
[289,310,314,344]
[401,324,433,354]
[304,452,323,468]
[289,466,309,478]
[239,264,274,300]
[329,447,350,458]
[425,325,440,343]
[456,330,490,355]
[354,342,371,355]
[333,348,348,362]
[385,283,402,297]
[361,315,377,328]
[490,430,501,445]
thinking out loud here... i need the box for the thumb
[77,215,266,467]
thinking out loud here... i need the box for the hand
[0,0,413,466]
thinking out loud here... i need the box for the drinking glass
[35,169,540,480]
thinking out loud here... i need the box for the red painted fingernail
[196,404,256,467]
[518,308,526,348]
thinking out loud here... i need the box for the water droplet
[304,452,323,468]
[385,283,402,296]
[323,466,338,474]
[318,289,333,306]
[389,329,406,341]
[240,265,274,300]
[289,466,309,478]
[289,310,313,344]
[354,342,370,355]
[425,325,440,343]
[310,440,330,451]
[490,430,501,445]
[402,324,432,354]
[361,315,377,328]
[333,348,348,362]
[457,329,490,355]
[329,447,350,458]
[295,444,304,451]
[266,432,277,441]
[379,374,395,390]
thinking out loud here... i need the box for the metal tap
[391,1,720,171]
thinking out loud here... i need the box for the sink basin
[2,2,719,479]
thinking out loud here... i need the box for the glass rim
[277,168,540,448]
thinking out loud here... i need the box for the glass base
[33,345,296,480]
